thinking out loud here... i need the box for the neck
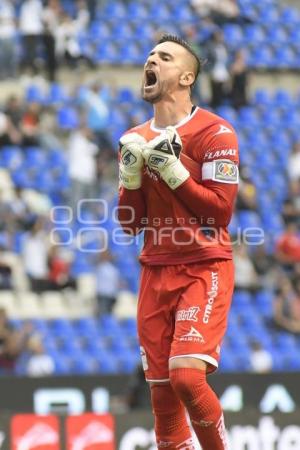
[153,95,193,128]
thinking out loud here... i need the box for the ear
[179,71,195,87]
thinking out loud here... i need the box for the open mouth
[145,70,157,88]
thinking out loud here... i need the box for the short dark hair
[157,34,202,84]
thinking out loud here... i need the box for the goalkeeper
[118,34,239,450]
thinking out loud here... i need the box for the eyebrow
[148,50,173,59]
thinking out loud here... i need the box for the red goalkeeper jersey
[118,106,239,265]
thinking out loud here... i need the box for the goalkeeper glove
[119,133,146,189]
[142,127,190,190]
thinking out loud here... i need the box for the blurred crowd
[233,144,300,341]
[0,0,299,379]
[0,0,97,82]
[0,0,250,110]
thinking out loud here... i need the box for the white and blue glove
[142,126,190,190]
[119,133,146,189]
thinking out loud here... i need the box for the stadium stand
[0,0,300,376]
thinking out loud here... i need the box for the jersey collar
[150,106,199,132]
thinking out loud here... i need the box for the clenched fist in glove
[119,133,146,189]
[142,126,190,190]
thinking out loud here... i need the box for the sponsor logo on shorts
[179,326,205,343]
[203,271,218,324]
[176,306,200,322]
[140,346,149,371]
[157,440,175,448]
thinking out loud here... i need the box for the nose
[146,53,158,67]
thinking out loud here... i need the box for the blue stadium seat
[148,4,171,21]
[25,147,47,168]
[233,290,252,305]
[244,25,266,46]
[238,211,261,229]
[280,6,300,28]
[127,2,149,21]
[57,107,79,129]
[102,2,127,19]
[257,6,281,24]
[70,354,98,374]
[89,21,112,41]
[253,89,272,106]
[250,45,274,68]
[25,85,44,103]
[0,146,23,170]
[47,83,68,105]
[53,354,72,375]
[117,351,140,373]
[273,47,296,68]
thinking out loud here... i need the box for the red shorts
[137,259,234,382]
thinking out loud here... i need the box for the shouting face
[141,40,196,104]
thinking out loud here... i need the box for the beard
[141,79,167,104]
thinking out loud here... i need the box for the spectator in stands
[229,49,249,109]
[56,4,92,69]
[288,141,300,181]
[67,124,99,211]
[0,232,28,291]
[4,95,24,129]
[21,101,41,148]
[273,276,300,334]
[236,166,257,211]
[38,108,63,151]
[78,81,113,151]
[275,221,300,267]
[233,243,260,292]
[48,244,76,290]
[19,0,44,76]
[191,0,240,25]
[0,112,22,147]
[87,0,97,23]
[21,215,52,292]
[252,244,275,289]
[282,179,300,226]
[205,30,230,108]
[0,0,17,80]
[212,0,240,25]
[249,340,273,373]
[42,0,60,82]
[25,334,55,377]
[0,308,28,374]
[95,250,120,315]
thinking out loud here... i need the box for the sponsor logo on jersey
[176,306,200,322]
[179,326,205,343]
[204,148,237,160]
[203,271,218,324]
[214,124,233,136]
